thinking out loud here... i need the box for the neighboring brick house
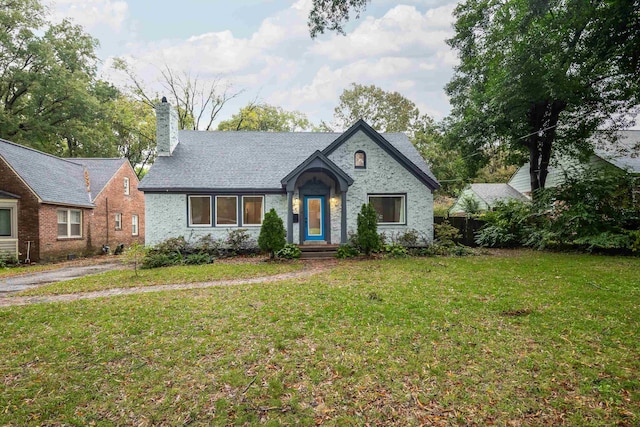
[0,139,144,262]
[139,100,440,246]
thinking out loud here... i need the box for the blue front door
[304,196,325,241]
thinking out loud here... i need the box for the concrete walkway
[0,263,125,294]
[0,260,336,308]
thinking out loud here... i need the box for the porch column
[287,190,294,244]
[341,190,347,244]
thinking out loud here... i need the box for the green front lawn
[15,261,303,296]
[1,251,639,425]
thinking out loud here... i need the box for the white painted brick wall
[328,130,434,243]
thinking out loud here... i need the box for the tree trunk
[526,100,566,198]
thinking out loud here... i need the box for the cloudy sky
[47,0,460,129]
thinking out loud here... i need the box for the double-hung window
[242,196,264,226]
[57,209,82,238]
[132,215,139,236]
[189,196,212,227]
[368,194,406,225]
[216,196,238,226]
[115,213,122,230]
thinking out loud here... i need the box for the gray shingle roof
[469,183,528,207]
[593,130,640,174]
[139,129,438,191]
[69,158,127,200]
[0,138,94,207]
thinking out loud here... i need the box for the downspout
[106,197,109,247]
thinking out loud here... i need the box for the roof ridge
[71,157,124,161]
[0,138,89,167]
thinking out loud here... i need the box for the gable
[322,120,439,190]
[69,158,128,200]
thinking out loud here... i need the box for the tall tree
[0,0,115,157]
[447,0,640,195]
[113,59,242,131]
[308,0,371,37]
[217,103,312,132]
[333,83,424,134]
[106,93,157,177]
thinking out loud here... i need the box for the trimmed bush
[258,208,286,258]
[356,203,381,256]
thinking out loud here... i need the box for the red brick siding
[90,162,145,250]
[38,204,93,261]
[0,157,41,262]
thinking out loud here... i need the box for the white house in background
[139,99,440,246]
[449,183,529,216]
[449,130,640,216]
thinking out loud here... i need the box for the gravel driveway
[0,263,125,293]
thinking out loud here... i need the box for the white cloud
[310,4,456,62]
[48,0,129,32]
[97,1,460,127]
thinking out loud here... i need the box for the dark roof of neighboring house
[69,158,127,200]
[469,183,529,207]
[593,130,640,173]
[0,138,94,207]
[139,122,439,192]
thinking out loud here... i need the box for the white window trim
[188,195,212,227]
[367,194,407,225]
[215,195,238,227]
[57,209,82,238]
[115,213,122,230]
[131,214,139,236]
[241,195,264,226]
[124,177,130,196]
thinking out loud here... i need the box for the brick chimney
[156,96,179,156]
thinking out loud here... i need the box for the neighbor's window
[368,195,406,224]
[0,208,12,237]
[124,177,130,195]
[189,196,212,226]
[216,196,238,226]
[243,196,264,226]
[115,213,122,230]
[355,151,366,168]
[132,215,139,236]
[57,209,82,238]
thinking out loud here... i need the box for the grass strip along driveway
[1,251,639,425]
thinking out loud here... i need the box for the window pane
[355,152,365,168]
[216,196,237,225]
[57,210,68,237]
[70,224,81,237]
[70,210,81,224]
[0,209,11,236]
[132,215,138,235]
[190,196,211,225]
[243,197,263,225]
[307,199,322,235]
[369,196,405,224]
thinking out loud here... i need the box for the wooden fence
[434,216,486,247]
